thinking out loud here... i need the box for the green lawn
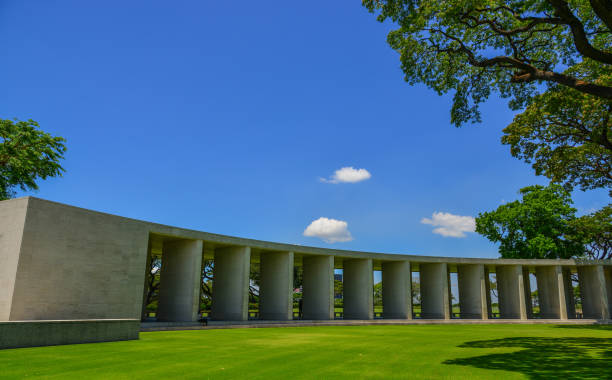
[1,324,610,379]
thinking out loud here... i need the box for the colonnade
[147,239,612,322]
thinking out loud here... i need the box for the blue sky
[1,1,608,259]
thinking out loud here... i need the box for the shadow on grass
[443,337,612,379]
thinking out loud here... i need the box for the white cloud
[320,167,371,184]
[421,212,476,238]
[303,217,353,243]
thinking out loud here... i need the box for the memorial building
[1,197,610,349]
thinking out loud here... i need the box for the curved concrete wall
[1,196,611,326]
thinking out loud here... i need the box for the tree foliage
[0,118,66,199]
[475,184,584,259]
[411,280,421,303]
[363,0,611,193]
[364,0,612,124]
[571,204,612,259]
[144,254,162,312]
[374,282,383,306]
[502,84,611,193]
[334,279,343,299]
[201,259,214,310]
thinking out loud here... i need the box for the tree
[293,266,303,289]
[249,264,260,306]
[373,282,383,306]
[334,279,343,300]
[411,280,420,304]
[571,204,612,259]
[364,0,612,123]
[144,254,162,312]
[0,118,66,199]
[363,0,611,193]
[200,259,214,311]
[489,276,498,300]
[502,85,611,194]
[531,289,540,309]
[475,184,584,259]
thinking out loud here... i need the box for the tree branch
[511,69,612,98]
[431,28,612,98]
[471,3,612,64]
[462,13,563,36]
[589,0,612,31]
[547,0,612,64]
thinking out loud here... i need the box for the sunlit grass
[1,324,609,379]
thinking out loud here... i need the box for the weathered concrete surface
[1,196,611,350]
[457,264,487,319]
[536,266,567,320]
[211,246,250,321]
[157,240,203,322]
[420,263,450,319]
[0,319,139,349]
[605,267,612,319]
[578,265,610,319]
[523,268,533,319]
[382,261,412,319]
[3,197,608,270]
[0,198,28,321]
[4,198,149,321]
[496,265,527,320]
[259,251,293,320]
[302,255,334,320]
[343,259,373,320]
[562,268,576,318]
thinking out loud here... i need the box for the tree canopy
[502,85,611,193]
[364,0,611,193]
[475,184,584,259]
[571,204,612,259]
[0,118,66,200]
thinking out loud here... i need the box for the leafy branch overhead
[0,119,66,200]
[503,86,611,192]
[364,0,611,124]
[364,0,611,193]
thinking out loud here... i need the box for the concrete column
[382,261,412,319]
[557,266,570,320]
[302,255,334,320]
[343,259,373,320]
[420,263,450,319]
[211,246,250,321]
[259,251,293,320]
[447,269,453,317]
[496,265,527,320]
[523,268,533,319]
[457,264,487,319]
[562,268,576,319]
[535,266,568,319]
[605,267,612,318]
[157,240,203,322]
[578,265,610,320]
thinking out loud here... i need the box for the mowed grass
[1,324,611,379]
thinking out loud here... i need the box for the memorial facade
[1,197,611,348]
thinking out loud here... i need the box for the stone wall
[0,319,139,349]
[4,198,149,321]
